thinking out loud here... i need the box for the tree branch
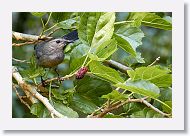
[89,97,171,118]
[103,60,132,74]
[12,31,52,41]
[12,66,66,118]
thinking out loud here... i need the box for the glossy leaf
[126,12,172,30]
[130,108,163,118]
[88,39,118,61]
[114,27,144,56]
[30,102,50,118]
[70,94,98,114]
[101,90,128,101]
[126,12,148,27]
[89,61,125,83]
[52,101,78,118]
[142,13,172,30]
[128,66,172,87]
[78,12,102,45]
[69,44,90,72]
[57,17,79,29]
[78,12,115,48]
[74,75,112,105]
[115,80,160,99]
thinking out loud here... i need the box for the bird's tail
[62,30,78,43]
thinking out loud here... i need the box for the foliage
[12,12,172,118]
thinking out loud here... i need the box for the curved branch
[12,66,66,118]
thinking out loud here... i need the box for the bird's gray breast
[35,42,64,68]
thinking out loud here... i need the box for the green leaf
[114,27,144,56]
[78,12,102,45]
[115,80,160,99]
[142,13,172,30]
[52,86,74,104]
[57,17,79,29]
[123,102,145,115]
[88,39,118,61]
[74,75,112,105]
[128,66,172,87]
[146,110,164,118]
[52,12,75,22]
[162,101,172,113]
[31,12,46,17]
[111,48,144,67]
[127,12,148,27]
[101,90,128,101]
[126,12,172,30]
[69,44,90,72]
[70,94,98,114]
[52,101,78,118]
[89,61,124,83]
[21,55,45,79]
[78,12,115,48]
[125,52,145,66]
[91,12,115,47]
[30,102,50,118]
[130,108,163,118]
[153,88,172,110]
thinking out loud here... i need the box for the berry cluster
[76,67,88,79]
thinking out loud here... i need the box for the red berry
[76,67,88,79]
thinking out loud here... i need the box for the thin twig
[103,60,132,74]
[148,56,160,66]
[46,27,62,37]
[12,58,30,63]
[38,73,76,87]
[13,85,31,109]
[12,41,38,46]
[90,97,171,118]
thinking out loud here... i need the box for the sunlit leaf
[128,66,172,87]
[78,12,115,48]
[57,17,79,29]
[89,61,124,83]
[115,80,160,99]
[114,27,144,56]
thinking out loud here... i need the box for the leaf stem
[44,23,59,33]
[114,20,135,25]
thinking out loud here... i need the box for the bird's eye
[56,40,61,43]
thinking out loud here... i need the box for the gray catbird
[34,30,78,68]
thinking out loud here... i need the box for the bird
[34,30,78,85]
[34,30,78,68]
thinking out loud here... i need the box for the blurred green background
[12,12,172,118]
